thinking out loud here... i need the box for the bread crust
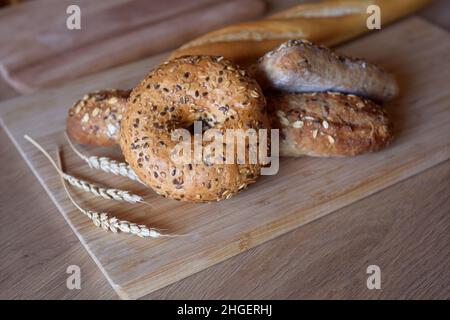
[268,92,393,157]
[120,56,269,202]
[66,89,130,146]
[255,40,398,102]
[169,0,431,65]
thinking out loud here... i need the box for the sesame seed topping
[312,129,318,139]
[327,135,335,144]
[279,117,289,126]
[250,90,260,98]
[108,97,118,104]
[92,107,99,117]
[292,120,304,128]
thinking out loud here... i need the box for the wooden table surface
[0,0,449,299]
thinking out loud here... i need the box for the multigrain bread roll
[66,89,130,146]
[67,88,394,158]
[268,92,393,157]
[169,0,431,65]
[67,40,396,159]
[254,40,398,102]
[120,56,269,202]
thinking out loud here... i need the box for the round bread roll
[66,90,394,159]
[120,56,269,202]
[67,89,130,146]
[268,92,393,157]
[254,40,398,103]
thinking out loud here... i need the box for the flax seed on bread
[268,92,393,157]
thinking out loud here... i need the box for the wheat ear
[24,135,144,205]
[55,149,163,238]
[64,132,142,184]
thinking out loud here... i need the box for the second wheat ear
[24,135,147,205]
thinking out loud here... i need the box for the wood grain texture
[0,128,117,299]
[0,0,449,300]
[1,0,447,95]
[1,124,448,299]
[419,0,450,30]
[0,0,265,93]
[0,18,449,299]
[146,160,450,299]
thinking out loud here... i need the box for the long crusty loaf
[169,0,431,65]
[268,92,393,157]
[254,39,398,102]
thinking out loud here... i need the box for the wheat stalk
[64,175,142,203]
[55,149,164,238]
[65,132,142,184]
[24,135,145,205]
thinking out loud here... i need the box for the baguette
[254,39,398,102]
[169,0,431,65]
[268,92,393,157]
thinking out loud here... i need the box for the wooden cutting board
[0,0,265,93]
[0,18,449,299]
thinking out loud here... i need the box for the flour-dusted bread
[268,92,394,157]
[255,40,398,102]
[67,89,130,146]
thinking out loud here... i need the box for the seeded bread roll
[66,89,394,158]
[269,92,393,157]
[254,40,398,102]
[67,89,130,146]
[120,56,269,202]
